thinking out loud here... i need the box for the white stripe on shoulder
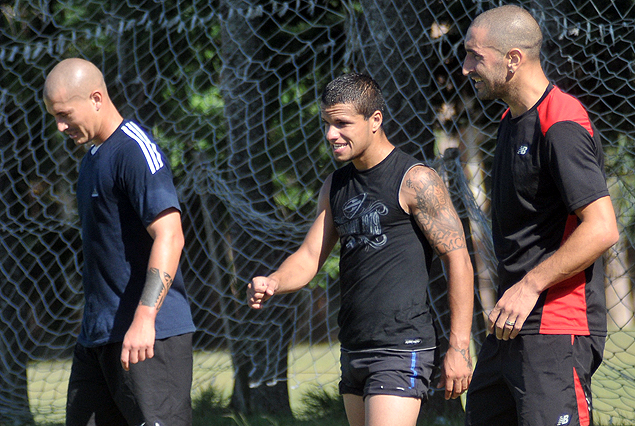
[121,122,164,174]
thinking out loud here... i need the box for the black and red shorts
[465,333,604,426]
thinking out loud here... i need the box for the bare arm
[490,195,619,340]
[401,165,474,400]
[121,207,184,370]
[248,175,339,308]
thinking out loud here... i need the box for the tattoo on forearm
[139,267,172,310]
[449,344,473,368]
[405,168,467,254]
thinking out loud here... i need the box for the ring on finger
[505,320,515,326]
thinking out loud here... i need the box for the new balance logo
[517,145,529,155]
[557,414,570,425]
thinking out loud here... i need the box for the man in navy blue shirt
[44,58,195,426]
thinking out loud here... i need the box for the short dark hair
[471,5,542,60]
[321,72,386,119]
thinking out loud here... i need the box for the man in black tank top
[248,73,474,426]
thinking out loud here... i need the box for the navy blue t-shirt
[76,120,195,347]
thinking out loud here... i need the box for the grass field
[188,343,342,413]
[26,336,635,425]
[592,331,635,425]
[27,344,343,425]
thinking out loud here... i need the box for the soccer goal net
[1,0,634,424]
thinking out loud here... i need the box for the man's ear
[370,110,383,133]
[90,90,103,111]
[507,48,522,73]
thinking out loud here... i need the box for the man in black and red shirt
[462,5,619,426]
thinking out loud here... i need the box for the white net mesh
[1,0,634,424]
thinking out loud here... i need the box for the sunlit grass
[26,337,635,426]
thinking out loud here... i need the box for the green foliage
[189,85,225,116]
[296,386,346,420]
[189,385,466,426]
[191,385,349,426]
[306,249,340,291]
[273,172,316,215]
[192,386,229,417]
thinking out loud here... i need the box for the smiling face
[44,90,100,146]
[43,58,112,146]
[462,25,510,101]
[321,102,380,167]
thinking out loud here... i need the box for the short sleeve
[545,121,609,213]
[115,122,180,227]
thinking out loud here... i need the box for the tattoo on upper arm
[405,168,466,255]
[139,267,173,310]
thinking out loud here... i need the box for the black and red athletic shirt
[492,84,610,336]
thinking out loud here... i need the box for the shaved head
[44,58,107,102]
[44,58,122,145]
[470,5,542,61]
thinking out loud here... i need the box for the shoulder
[115,121,167,175]
[316,173,335,215]
[119,121,160,150]
[403,164,440,188]
[400,164,444,213]
[390,147,425,167]
[321,172,337,203]
[538,86,594,137]
[321,172,334,193]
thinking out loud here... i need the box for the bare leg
[366,394,421,426]
[343,393,365,426]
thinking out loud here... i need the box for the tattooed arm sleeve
[402,165,467,255]
[402,165,474,398]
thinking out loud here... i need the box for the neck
[93,107,124,146]
[505,68,550,117]
[352,135,395,171]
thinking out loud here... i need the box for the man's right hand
[247,276,277,309]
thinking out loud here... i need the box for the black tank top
[330,148,436,351]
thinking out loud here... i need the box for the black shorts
[465,333,605,426]
[66,333,193,426]
[339,348,436,401]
